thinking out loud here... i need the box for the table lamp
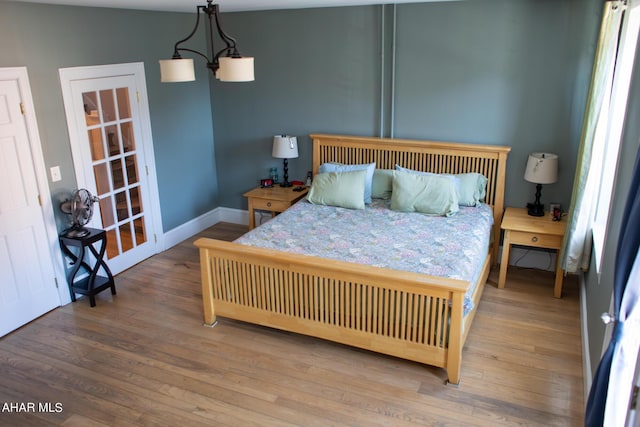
[524,152,558,216]
[272,135,298,187]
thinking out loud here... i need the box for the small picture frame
[260,178,273,188]
[550,203,561,221]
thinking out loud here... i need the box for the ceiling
[8,0,457,13]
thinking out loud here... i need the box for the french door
[60,63,162,275]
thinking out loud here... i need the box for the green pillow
[307,170,367,210]
[391,170,459,216]
[371,169,394,199]
[318,162,375,204]
[455,173,488,207]
[395,165,488,207]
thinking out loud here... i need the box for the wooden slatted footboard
[194,239,490,384]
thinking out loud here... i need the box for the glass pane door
[60,64,160,276]
[82,87,147,260]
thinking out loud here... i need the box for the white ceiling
[8,0,456,13]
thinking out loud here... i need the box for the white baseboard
[580,272,592,404]
[214,208,276,229]
[161,207,286,251]
[161,207,250,251]
[160,207,269,253]
[162,209,222,250]
[217,207,249,225]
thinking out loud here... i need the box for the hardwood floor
[0,222,584,426]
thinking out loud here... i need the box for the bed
[195,134,510,384]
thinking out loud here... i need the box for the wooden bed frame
[195,134,510,384]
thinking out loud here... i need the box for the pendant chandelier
[159,1,254,83]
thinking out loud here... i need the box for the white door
[60,64,162,275]
[0,69,60,337]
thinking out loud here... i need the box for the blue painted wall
[213,0,601,212]
[0,0,601,230]
[210,6,382,206]
[0,1,217,232]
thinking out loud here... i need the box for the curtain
[585,143,640,426]
[562,2,624,273]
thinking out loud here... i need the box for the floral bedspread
[235,199,494,314]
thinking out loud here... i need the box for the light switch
[50,166,62,182]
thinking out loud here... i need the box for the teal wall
[0,1,217,232]
[213,0,600,211]
[210,6,382,205]
[0,0,601,228]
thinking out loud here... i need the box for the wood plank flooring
[0,222,584,426]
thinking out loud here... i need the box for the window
[592,1,640,273]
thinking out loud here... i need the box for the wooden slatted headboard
[310,134,512,264]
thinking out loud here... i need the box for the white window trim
[593,0,640,273]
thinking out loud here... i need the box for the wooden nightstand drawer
[244,186,309,230]
[508,230,563,249]
[499,207,567,298]
[251,198,292,212]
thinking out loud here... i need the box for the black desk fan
[60,189,100,238]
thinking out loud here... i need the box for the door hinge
[54,277,59,289]
[146,165,149,176]
[20,102,25,115]
[631,385,639,411]
[154,234,157,243]
[37,194,42,206]
[136,91,140,103]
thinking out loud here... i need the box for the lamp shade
[159,58,196,82]
[272,135,299,159]
[524,152,558,184]
[217,57,255,82]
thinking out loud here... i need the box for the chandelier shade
[159,0,254,83]
[216,57,255,82]
[159,58,196,83]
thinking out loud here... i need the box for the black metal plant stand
[59,227,116,307]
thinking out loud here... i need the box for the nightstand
[498,207,566,298]
[243,186,309,230]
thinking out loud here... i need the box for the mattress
[235,198,494,314]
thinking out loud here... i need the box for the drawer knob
[531,236,538,242]
[267,202,272,207]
